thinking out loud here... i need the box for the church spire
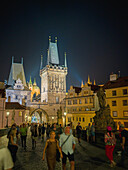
[87,75,91,84]
[81,80,84,88]
[64,52,67,67]
[29,76,32,85]
[33,78,37,86]
[40,54,43,69]
[94,79,96,85]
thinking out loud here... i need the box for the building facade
[6,78,31,105]
[65,81,99,129]
[104,73,128,128]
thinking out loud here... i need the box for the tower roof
[47,40,59,65]
[8,57,26,86]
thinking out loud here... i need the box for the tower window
[56,97,59,104]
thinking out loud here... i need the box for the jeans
[21,135,27,149]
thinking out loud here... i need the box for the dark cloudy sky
[0,0,128,90]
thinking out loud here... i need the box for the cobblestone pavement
[13,128,128,170]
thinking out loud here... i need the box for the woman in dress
[8,124,18,163]
[42,131,63,170]
[105,126,116,167]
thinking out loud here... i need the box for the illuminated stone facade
[104,73,128,129]
[65,81,100,129]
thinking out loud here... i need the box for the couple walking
[42,126,75,170]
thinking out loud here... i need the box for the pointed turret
[94,80,96,85]
[81,80,84,88]
[40,55,43,69]
[87,75,91,84]
[12,56,14,64]
[33,78,37,86]
[29,76,32,85]
[47,49,50,65]
[64,52,67,67]
[21,57,23,64]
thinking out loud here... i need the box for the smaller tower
[94,80,96,85]
[40,55,43,69]
[21,57,23,64]
[87,75,91,84]
[64,52,67,67]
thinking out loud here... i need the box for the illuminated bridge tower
[40,37,68,104]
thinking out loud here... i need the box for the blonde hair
[50,131,55,135]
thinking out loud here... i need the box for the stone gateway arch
[29,108,49,124]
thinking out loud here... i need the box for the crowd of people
[0,121,128,170]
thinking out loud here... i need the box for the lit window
[113,111,117,117]
[123,111,128,117]
[73,100,77,104]
[112,101,117,106]
[112,90,116,96]
[79,99,82,104]
[68,100,72,105]
[90,98,93,103]
[56,97,59,104]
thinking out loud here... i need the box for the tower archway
[30,108,48,124]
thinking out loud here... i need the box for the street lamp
[64,112,67,127]
[52,117,54,124]
[6,112,10,128]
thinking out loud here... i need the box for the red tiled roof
[104,76,128,89]
[5,102,26,110]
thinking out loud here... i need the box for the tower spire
[33,78,37,86]
[64,52,67,67]
[81,80,84,88]
[47,49,50,65]
[21,57,23,64]
[94,79,96,85]
[12,56,14,64]
[87,75,91,84]
[29,76,32,84]
[40,54,43,69]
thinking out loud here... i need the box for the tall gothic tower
[40,37,68,104]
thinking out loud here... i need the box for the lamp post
[64,112,67,127]
[6,112,10,128]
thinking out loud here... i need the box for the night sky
[0,1,128,90]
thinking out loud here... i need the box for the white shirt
[59,133,76,155]
[0,148,14,170]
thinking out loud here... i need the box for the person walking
[105,126,116,167]
[20,123,27,151]
[76,122,82,143]
[120,124,128,168]
[91,122,95,143]
[8,124,18,163]
[86,123,91,143]
[38,124,42,137]
[31,124,38,149]
[41,123,45,141]
[46,123,50,138]
[42,131,63,170]
[60,126,76,170]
